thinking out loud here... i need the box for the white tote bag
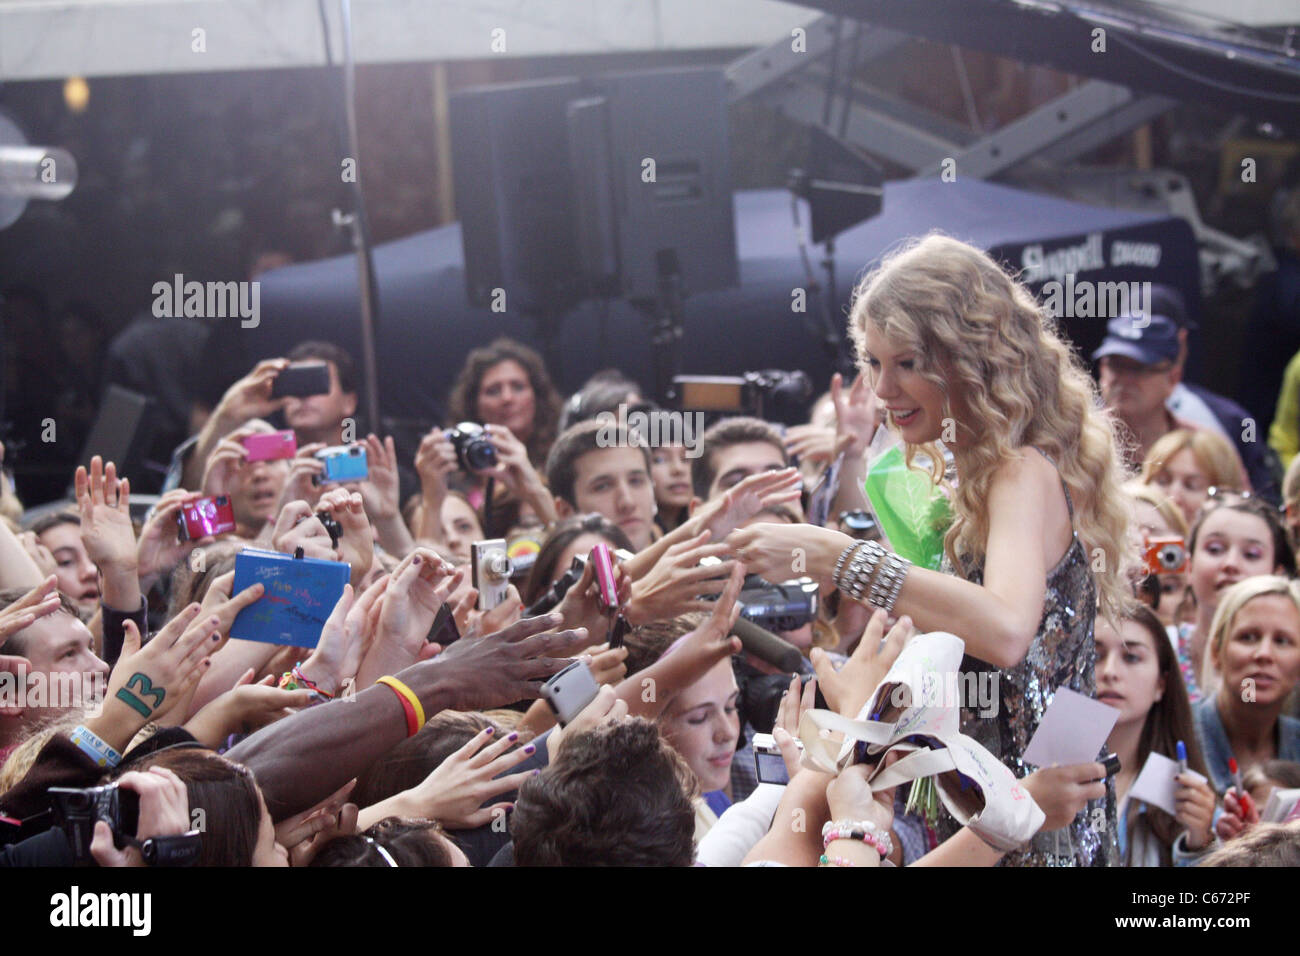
[799,631,1044,852]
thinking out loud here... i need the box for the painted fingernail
[532,770,540,776]
[485,726,494,736]
[507,732,519,742]
[412,555,422,565]
[524,744,536,755]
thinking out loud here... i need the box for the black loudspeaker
[569,68,738,302]
[449,77,584,313]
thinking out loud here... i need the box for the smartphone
[243,429,297,462]
[590,543,619,611]
[540,660,600,727]
[177,496,236,541]
[313,445,368,484]
[752,732,796,785]
[271,363,331,399]
[471,539,512,611]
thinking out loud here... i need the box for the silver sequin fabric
[934,452,1118,866]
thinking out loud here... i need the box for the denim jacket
[1192,697,1300,794]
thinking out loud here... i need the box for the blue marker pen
[1176,740,1188,775]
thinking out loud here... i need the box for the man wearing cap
[1094,293,1276,500]
[1094,313,1198,469]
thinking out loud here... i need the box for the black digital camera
[446,422,497,473]
[50,784,201,866]
[737,576,820,633]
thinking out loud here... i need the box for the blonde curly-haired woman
[729,233,1135,866]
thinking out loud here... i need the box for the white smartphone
[540,660,600,727]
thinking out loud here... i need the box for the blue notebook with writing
[229,548,350,648]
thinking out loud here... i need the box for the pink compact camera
[243,430,297,462]
[590,543,619,611]
[177,496,237,541]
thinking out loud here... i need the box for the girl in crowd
[1140,428,1246,529]
[650,443,693,534]
[1193,575,1300,796]
[1172,496,1293,703]
[520,514,634,608]
[727,233,1133,865]
[1096,605,1217,865]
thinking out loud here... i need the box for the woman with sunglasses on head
[1173,493,1294,704]
[1140,428,1248,529]
[727,233,1134,866]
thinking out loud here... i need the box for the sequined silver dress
[935,449,1118,866]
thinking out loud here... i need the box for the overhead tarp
[243,177,1198,426]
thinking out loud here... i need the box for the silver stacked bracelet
[833,540,911,613]
[869,550,912,614]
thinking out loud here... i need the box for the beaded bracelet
[822,818,893,859]
[818,854,857,867]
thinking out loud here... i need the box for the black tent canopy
[246,177,1198,426]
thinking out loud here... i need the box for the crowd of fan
[2,241,1300,867]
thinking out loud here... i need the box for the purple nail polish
[532,769,540,776]
[507,732,519,742]
[485,727,494,736]
[524,744,536,755]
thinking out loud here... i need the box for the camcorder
[50,784,201,867]
[738,575,819,633]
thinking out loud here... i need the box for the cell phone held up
[540,659,600,727]
[177,495,236,541]
[313,444,368,485]
[270,362,332,399]
[590,542,619,611]
[471,539,513,611]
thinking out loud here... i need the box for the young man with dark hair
[0,588,109,766]
[545,420,657,551]
[510,719,697,867]
[692,417,800,518]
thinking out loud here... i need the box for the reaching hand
[810,609,911,718]
[783,424,837,466]
[830,371,882,458]
[356,434,402,521]
[275,779,358,866]
[137,489,206,584]
[390,726,539,829]
[625,532,736,626]
[214,358,291,426]
[773,673,817,778]
[316,487,373,581]
[691,468,803,542]
[356,552,463,686]
[76,456,137,573]
[547,684,630,760]
[276,443,326,514]
[663,562,745,677]
[410,612,590,713]
[0,575,61,648]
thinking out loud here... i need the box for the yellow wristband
[375,676,426,733]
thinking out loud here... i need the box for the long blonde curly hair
[848,233,1135,623]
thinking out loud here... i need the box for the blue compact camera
[314,444,369,484]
